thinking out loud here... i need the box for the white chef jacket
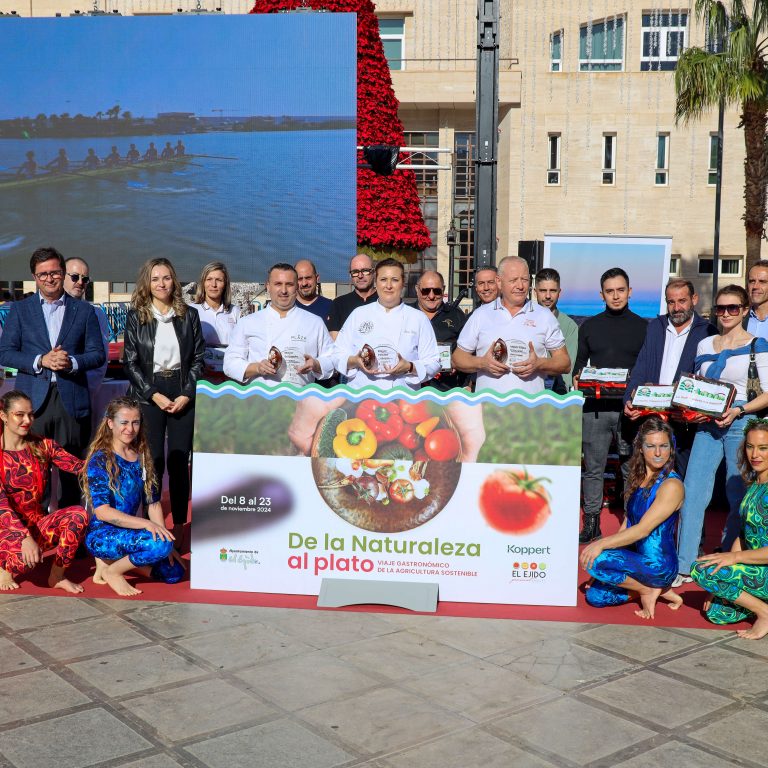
[334,300,440,390]
[223,304,334,386]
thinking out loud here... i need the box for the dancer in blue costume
[692,418,768,639]
[580,417,684,619]
[83,397,184,597]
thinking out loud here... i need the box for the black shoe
[579,516,602,544]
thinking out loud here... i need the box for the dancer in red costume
[0,390,88,593]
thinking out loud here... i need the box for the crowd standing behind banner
[3,247,768,639]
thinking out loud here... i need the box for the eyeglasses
[34,270,64,281]
[420,287,444,297]
[67,273,90,284]
[349,268,373,277]
[713,303,745,316]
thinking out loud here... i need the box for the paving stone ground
[0,593,764,768]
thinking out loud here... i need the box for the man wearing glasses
[326,253,378,340]
[0,247,105,507]
[63,258,111,401]
[415,271,466,390]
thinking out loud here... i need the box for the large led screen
[0,14,356,282]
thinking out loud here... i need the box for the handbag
[747,338,763,402]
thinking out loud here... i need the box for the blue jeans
[676,409,746,575]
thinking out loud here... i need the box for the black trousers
[31,383,90,508]
[141,373,195,525]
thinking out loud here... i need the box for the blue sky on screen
[0,14,355,119]
[549,240,667,305]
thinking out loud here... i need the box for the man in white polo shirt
[453,256,570,393]
[223,263,334,386]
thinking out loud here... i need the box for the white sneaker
[671,574,692,588]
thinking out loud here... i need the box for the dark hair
[267,263,298,281]
[715,284,748,307]
[600,267,630,289]
[535,268,561,286]
[624,417,676,501]
[738,417,768,483]
[475,266,497,276]
[0,390,45,462]
[666,278,695,297]
[375,258,405,278]
[65,256,90,271]
[30,247,65,275]
[749,260,768,274]
[194,261,232,311]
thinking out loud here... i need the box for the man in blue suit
[623,278,717,476]
[0,247,106,506]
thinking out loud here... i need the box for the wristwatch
[736,405,746,416]
[408,361,414,374]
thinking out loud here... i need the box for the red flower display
[251,0,432,258]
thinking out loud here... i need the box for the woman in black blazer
[123,258,205,543]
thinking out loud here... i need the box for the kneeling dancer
[692,418,768,639]
[84,397,184,597]
[0,390,87,593]
[580,416,683,619]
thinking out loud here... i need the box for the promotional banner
[191,383,584,606]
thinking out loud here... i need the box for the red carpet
[10,504,744,633]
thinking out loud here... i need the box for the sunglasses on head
[713,303,745,316]
[67,273,90,284]
[420,287,444,297]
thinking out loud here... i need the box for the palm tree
[675,0,768,271]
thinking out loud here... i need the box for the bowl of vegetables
[311,399,462,532]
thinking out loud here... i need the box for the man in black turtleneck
[573,267,648,543]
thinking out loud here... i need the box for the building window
[669,255,680,275]
[602,134,616,185]
[451,132,476,302]
[580,17,624,71]
[708,133,720,185]
[110,281,136,294]
[403,131,438,277]
[641,11,688,71]
[655,133,669,185]
[547,134,561,185]
[550,30,562,71]
[379,18,405,71]
[698,256,743,276]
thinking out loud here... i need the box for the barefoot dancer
[580,417,683,619]
[691,418,768,639]
[83,397,184,597]
[0,390,87,593]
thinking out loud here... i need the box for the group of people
[14,140,186,177]
[1,246,768,636]
[573,263,768,639]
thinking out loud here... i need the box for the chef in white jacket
[224,263,335,386]
[334,258,440,390]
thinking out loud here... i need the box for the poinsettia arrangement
[251,0,432,257]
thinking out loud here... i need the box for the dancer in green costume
[692,418,768,639]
